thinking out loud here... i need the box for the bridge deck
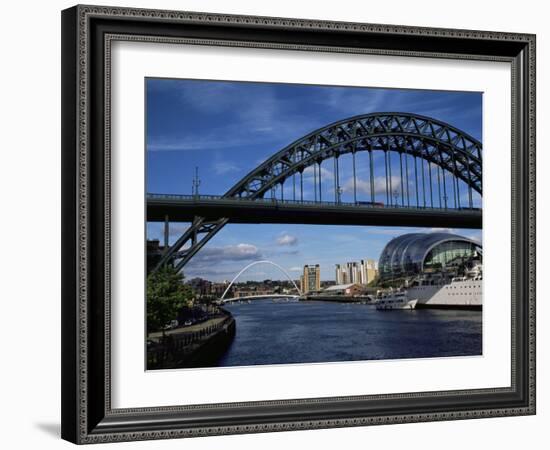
[147,196,482,229]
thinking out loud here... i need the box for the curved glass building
[378,233,482,282]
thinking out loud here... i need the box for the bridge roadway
[147,194,482,229]
[219,294,300,304]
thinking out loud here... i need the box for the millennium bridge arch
[219,260,302,302]
[150,112,482,273]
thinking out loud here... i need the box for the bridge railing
[146,193,481,212]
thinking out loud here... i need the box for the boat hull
[375,299,418,310]
[407,278,482,309]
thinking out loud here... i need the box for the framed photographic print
[61,5,536,444]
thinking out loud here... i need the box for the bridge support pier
[163,215,169,251]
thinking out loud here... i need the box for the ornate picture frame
[61,5,536,444]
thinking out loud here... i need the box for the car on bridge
[355,201,385,207]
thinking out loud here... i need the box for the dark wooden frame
[61,4,536,444]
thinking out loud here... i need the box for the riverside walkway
[147,311,236,369]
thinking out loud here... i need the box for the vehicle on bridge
[355,201,385,207]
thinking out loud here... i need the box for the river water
[218,299,482,367]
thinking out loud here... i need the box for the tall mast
[192,166,201,197]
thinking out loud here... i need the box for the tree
[147,266,193,334]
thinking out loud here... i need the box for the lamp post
[337,186,343,204]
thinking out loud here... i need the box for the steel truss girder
[153,217,228,272]
[226,113,482,199]
[154,112,482,272]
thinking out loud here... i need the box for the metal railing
[146,193,481,212]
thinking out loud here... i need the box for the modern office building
[336,259,378,285]
[335,264,348,285]
[360,259,378,285]
[301,264,321,294]
[347,262,361,285]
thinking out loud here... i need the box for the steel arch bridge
[149,112,482,273]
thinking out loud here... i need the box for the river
[218,299,482,367]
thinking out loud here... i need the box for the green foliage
[147,266,193,333]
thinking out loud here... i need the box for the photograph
[145,79,483,370]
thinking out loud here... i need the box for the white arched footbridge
[218,260,302,303]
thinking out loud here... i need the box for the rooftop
[324,283,359,291]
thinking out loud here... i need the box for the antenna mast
[192,166,201,197]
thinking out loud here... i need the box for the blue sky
[146,78,482,282]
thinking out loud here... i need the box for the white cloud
[213,161,240,175]
[276,234,298,246]
[224,243,260,258]
[190,243,262,264]
[288,266,302,272]
[147,134,248,152]
[341,175,401,198]
[303,165,334,181]
[324,87,391,114]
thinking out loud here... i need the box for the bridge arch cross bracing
[220,260,302,301]
[225,112,482,199]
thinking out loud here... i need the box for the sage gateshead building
[378,232,482,282]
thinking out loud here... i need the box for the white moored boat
[406,263,482,309]
[375,290,418,310]
[377,232,483,309]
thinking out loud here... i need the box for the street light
[393,189,399,207]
